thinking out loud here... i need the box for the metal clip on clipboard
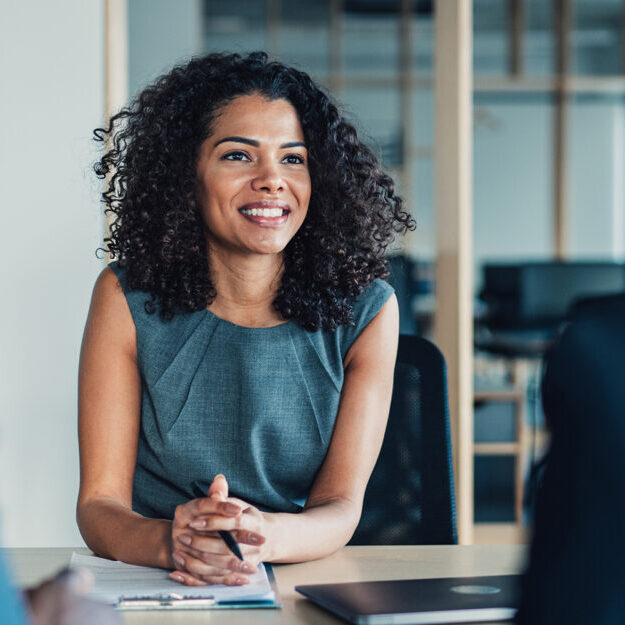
[118,594,216,609]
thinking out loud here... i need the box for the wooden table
[4,545,527,624]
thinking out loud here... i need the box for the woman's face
[196,93,311,259]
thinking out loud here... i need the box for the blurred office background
[1,0,624,547]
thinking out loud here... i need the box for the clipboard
[69,552,281,611]
[116,564,282,611]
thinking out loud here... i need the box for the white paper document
[70,552,275,606]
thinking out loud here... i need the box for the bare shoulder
[344,293,399,370]
[86,265,136,351]
[93,265,124,301]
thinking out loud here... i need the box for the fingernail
[234,576,246,585]
[190,520,206,529]
[223,503,240,515]
[242,562,256,573]
[214,474,225,480]
[178,534,192,546]
[173,553,185,568]
[170,573,184,583]
[250,533,262,544]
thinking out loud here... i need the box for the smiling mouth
[238,204,290,227]
[239,207,289,217]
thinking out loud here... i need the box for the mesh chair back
[349,334,457,545]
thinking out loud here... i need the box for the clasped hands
[169,474,268,586]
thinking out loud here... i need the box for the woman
[77,51,414,587]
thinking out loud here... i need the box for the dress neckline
[204,308,293,331]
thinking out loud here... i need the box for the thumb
[208,473,229,501]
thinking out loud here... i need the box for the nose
[251,160,284,193]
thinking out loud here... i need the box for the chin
[246,237,291,255]
[249,244,288,256]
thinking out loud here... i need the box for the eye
[282,154,306,165]
[222,150,250,161]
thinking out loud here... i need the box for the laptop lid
[295,574,520,625]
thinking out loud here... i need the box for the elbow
[75,497,104,557]
[75,491,100,537]
[342,507,363,547]
[75,494,91,539]
[75,493,126,560]
[325,497,364,551]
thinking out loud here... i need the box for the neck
[207,248,285,327]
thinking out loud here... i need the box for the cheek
[298,176,312,209]
[198,181,236,221]
[198,194,216,219]
[294,180,311,226]
[198,167,238,207]
[199,199,228,235]
[197,181,213,220]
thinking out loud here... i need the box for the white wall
[0,1,105,546]
[0,0,203,547]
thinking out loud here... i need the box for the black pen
[218,530,244,561]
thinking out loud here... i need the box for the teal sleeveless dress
[109,262,394,519]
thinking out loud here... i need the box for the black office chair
[350,334,457,545]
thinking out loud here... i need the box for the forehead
[210,94,305,143]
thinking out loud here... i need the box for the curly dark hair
[94,51,415,331]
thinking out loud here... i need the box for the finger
[178,529,263,565]
[176,533,229,555]
[169,570,207,586]
[178,545,258,574]
[221,497,254,516]
[177,533,235,558]
[231,529,266,546]
[176,532,260,572]
[187,512,255,533]
[172,550,232,579]
[208,474,229,500]
[173,499,200,528]
[170,558,250,587]
[235,542,263,560]
[223,497,251,510]
[169,569,250,587]
[175,499,239,530]
[189,499,242,521]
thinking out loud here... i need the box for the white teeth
[241,208,285,217]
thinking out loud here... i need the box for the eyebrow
[214,136,307,149]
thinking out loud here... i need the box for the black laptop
[295,575,519,624]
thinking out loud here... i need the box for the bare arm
[76,267,173,568]
[264,293,399,562]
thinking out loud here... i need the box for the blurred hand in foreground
[25,567,122,625]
